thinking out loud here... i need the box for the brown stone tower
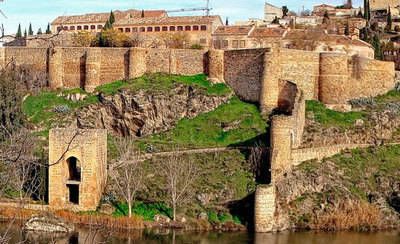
[48,129,107,211]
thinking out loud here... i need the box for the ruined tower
[48,129,107,211]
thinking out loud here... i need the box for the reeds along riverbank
[313,201,383,232]
[0,207,144,231]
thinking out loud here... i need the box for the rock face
[76,84,231,137]
[24,216,74,233]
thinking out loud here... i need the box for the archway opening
[67,157,81,181]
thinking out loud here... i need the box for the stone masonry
[48,129,107,211]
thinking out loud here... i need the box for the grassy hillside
[135,96,267,151]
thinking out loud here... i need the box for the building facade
[51,9,223,48]
[264,2,282,23]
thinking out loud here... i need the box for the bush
[98,29,131,47]
[190,44,203,50]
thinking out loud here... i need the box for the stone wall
[0,47,208,92]
[254,185,276,232]
[223,48,267,102]
[48,129,107,211]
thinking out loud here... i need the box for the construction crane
[167,0,212,16]
[0,0,7,19]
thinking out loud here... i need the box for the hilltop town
[0,0,399,242]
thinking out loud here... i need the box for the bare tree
[156,153,199,221]
[108,137,145,218]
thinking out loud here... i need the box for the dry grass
[0,207,143,231]
[313,200,383,231]
[54,210,144,231]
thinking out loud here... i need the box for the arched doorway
[67,157,81,181]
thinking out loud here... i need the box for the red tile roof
[249,27,285,38]
[213,26,252,35]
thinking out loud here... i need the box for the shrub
[72,31,96,47]
[190,44,203,50]
[207,211,219,224]
[113,202,172,221]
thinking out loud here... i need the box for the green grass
[306,100,365,128]
[136,97,267,151]
[375,89,400,103]
[96,73,231,96]
[113,202,172,221]
[22,89,98,129]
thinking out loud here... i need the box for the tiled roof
[115,15,222,26]
[213,26,252,35]
[51,9,167,25]
[249,27,285,38]
[284,29,372,47]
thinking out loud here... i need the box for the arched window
[67,157,81,181]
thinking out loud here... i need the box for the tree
[28,23,33,36]
[160,32,189,49]
[24,29,27,38]
[109,10,115,25]
[45,23,51,34]
[357,7,363,18]
[372,34,382,60]
[37,28,42,35]
[97,28,131,47]
[16,24,22,38]
[323,11,330,24]
[72,31,96,47]
[156,154,199,221]
[364,0,370,21]
[271,16,279,24]
[109,138,145,218]
[386,7,392,32]
[282,6,289,17]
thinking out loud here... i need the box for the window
[90,25,96,30]
[147,27,153,32]
[125,28,131,32]
[232,40,239,48]
[200,25,207,31]
[177,26,183,31]
[193,26,199,31]
[118,28,123,32]
[97,25,103,30]
[213,40,220,49]
[185,26,191,31]
[162,26,168,31]
[67,157,81,181]
[223,40,229,48]
[67,185,79,204]
[84,25,89,30]
[132,27,138,32]
[140,27,146,32]
[77,26,82,30]
[240,40,246,48]
[69,26,75,31]
[63,26,68,31]
[170,26,176,31]
[155,26,161,32]
[200,38,207,44]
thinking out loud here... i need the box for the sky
[0,0,363,34]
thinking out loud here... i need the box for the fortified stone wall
[0,47,208,92]
[48,129,107,211]
[223,48,267,102]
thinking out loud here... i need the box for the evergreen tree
[357,7,363,18]
[16,24,22,38]
[372,34,382,60]
[323,11,330,24]
[45,23,51,34]
[271,16,279,24]
[364,0,370,21]
[37,28,42,35]
[386,7,392,32]
[282,6,289,17]
[109,10,115,24]
[24,28,27,38]
[225,17,229,26]
[28,23,33,35]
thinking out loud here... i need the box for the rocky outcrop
[302,110,400,148]
[24,216,74,233]
[75,84,232,137]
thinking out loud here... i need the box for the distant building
[294,16,323,26]
[51,9,223,48]
[313,4,336,16]
[370,0,400,15]
[212,25,286,49]
[264,2,283,23]
[313,3,359,17]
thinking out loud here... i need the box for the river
[0,223,399,243]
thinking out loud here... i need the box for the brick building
[51,9,223,48]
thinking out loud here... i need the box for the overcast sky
[0,0,363,34]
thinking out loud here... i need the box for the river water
[0,222,399,244]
